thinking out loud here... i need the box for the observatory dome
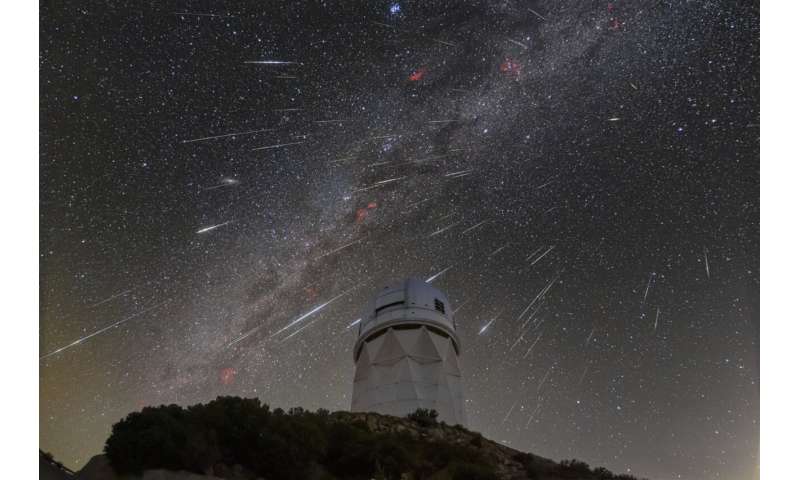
[351,278,466,426]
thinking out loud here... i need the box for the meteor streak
[444,169,473,178]
[510,332,525,351]
[578,365,590,385]
[345,318,362,330]
[502,400,519,423]
[196,221,232,234]
[244,60,297,65]
[352,176,407,192]
[506,38,528,49]
[280,317,320,342]
[426,265,453,283]
[453,299,470,314]
[90,288,134,308]
[523,332,544,358]
[40,300,169,360]
[585,326,596,346]
[525,246,544,261]
[537,365,554,393]
[462,219,490,234]
[181,128,273,143]
[315,238,363,260]
[432,38,457,47]
[527,8,546,20]
[429,221,461,238]
[478,316,498,335]
[489,243,510,257]
[270,287,356,338]
[251,141,305,151]
[203,178,240,190]
[642,272,656,305]
[520,302,544,330]
[174,12,236,18]
[529,245,555,266]
[519,275,561,322]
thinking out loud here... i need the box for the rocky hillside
[58,397,644,480]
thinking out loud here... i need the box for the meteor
[174,12,236,18]
[462,219,490,234]
[352,176,407,193]
[584,326,596,346]
[478,316,498,335]
[523,332,544,358]
[244,60,297,65]
[502,400,519,423]
[345,318,362,330]
[425,265,453,283]
[40,300,169,360]
[525,246,544,261]
[444,169,473,177]
[453,299,470,314]
[196,221,232,234]
[280,317,320,342]
[429,221,461,238]
[527,7,546,20]
[642,272,656,305]
[203,178,240,191]
[529,245,555,266]
[270,287,357,338]
[315,238,363,260]
[489,242,510,258]
[432,38,457,47]
[181,128,273,144]
[90,288,134,308]
[506,38,528,49]
[251,141,305,151]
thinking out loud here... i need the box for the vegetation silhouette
[105,397,497,479]
[104,397,644,480]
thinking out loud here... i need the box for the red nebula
[304,286,319,300]
[409,67,427,81]
[499,57,521,76]
[356,202,378,223]
[219,367,236,385]
[355,208,369,223]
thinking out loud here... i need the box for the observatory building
[351,278,466,426]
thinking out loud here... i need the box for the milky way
[40,2,759,479]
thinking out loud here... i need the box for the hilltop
[54,397,645,480]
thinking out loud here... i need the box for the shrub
[594,466,614,479]
[406,407,439,427]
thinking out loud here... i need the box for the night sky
[39,2,759,479]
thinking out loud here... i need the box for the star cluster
[40,2,759,479]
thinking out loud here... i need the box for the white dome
[351,278,466,426]
[354,278,459,360]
